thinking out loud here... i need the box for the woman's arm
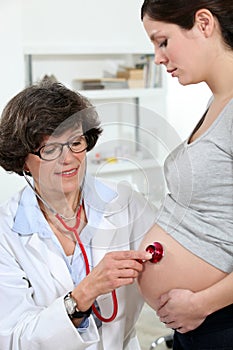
[156,271,233,333]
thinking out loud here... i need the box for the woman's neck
[207,51,233,101]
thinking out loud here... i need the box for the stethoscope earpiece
[145,242,164,263]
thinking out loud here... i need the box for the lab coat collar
[12,185,51,237]
[83,174,120,218]
[84,174,131,220]
[12,174,121,237]
[82,175,123,249]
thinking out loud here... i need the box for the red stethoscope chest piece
[145,242,164,263]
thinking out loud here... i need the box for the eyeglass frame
[30,134,88,161]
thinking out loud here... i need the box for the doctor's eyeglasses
[30,135,87,161]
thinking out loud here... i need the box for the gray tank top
[156,99,233,273]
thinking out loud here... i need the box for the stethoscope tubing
[56,211,118,322]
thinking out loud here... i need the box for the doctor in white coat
[0,81,155,350]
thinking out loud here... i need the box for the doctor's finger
[107,250,152,261]
[115,258,147,272]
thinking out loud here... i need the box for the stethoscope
[23,171,164,322]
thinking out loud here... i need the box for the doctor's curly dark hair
[0,80,102,176]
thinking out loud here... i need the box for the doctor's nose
[58,146,80,164]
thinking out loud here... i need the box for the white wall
[166,74,211,140]
[0,0,24,113]
[22,0,151,53]
[0,0,26,203]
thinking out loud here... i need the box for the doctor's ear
[195,9,215,37]
[23,164,31,176]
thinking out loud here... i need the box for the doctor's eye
[159,39,168,48]
[42,143,60,155]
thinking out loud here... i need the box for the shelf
[23,45,154,56]
[24,51,163,96]
[78,87,163,101]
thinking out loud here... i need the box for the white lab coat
[0,176,155,350]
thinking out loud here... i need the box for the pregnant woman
[137,1,233,349]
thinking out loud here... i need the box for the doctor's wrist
[72,283,96,311]
[64,292,92,320]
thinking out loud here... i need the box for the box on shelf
[127,79,144,89]
[116,67,145,89]
[117,68,144,80]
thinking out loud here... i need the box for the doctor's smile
[57,168,80,177]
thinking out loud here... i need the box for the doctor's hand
[72,250,152,312]
[157,289,207,333]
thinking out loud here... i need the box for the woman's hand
[156,289,207,333]
[72,250,152,311]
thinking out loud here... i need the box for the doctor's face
[25,129,87,198]
[143,15,207,85]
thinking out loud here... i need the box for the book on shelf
[73,77,128,90]
[142,54,162,88]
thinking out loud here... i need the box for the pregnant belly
[137,224,227,311]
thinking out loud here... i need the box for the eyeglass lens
[40,136,87,160]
